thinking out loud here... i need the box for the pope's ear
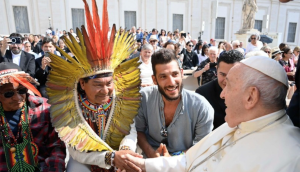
[244,86,259,110]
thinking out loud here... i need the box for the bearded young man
[0,62,65,172]
[135,49,214,158]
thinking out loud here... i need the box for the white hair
[232,40,240,47]
[245,50,268,59]
[249,33,260,40]
[142,44,153,51]
[236,48,245,56]
[208,46,218,53]
[239,64,287,109]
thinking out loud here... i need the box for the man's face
[132,27,136,33]
[0,83,27,111]
[186,43,193,52]
[9,42,23,54]
[220,64,245,127]
[42,42,55,53]
[34,36,39,42]
[211,40,216,46]
[208,50,217,61]
[24,43,31,53]
[166,44,175,50]
[70,29,74,33]
[217,62,235,89]
[80,76,114,105]
[150,40,157,46]
[225,43,233,51]
[141,49,153,61]
[137,29,140,33]
[233,43,240,50]
[152,61,183,101]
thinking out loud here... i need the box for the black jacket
[182,49,198,69]
[287,60,300,128]
[196,79,226,130]
[0,50,35,77]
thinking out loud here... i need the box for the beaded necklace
[0,103,39,172]
[79,94,112,139]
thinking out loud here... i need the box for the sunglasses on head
[0,88,28,98]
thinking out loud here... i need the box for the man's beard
[11,47,21,54]
[157,81,183,101]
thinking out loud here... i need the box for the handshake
[115,143,170,172]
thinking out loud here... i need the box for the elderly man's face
[80,76,114,105]
[208,50,218,62]
[141,49,153,62]
[220,64,245,127]
[225,43,233,51]
[0,83,27,111]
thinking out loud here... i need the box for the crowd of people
[0,0,299,171]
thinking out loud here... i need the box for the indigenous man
[46,0,142,171]
[0,62,65,172]
[122,56,300,172]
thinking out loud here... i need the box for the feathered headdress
[46,0,141,152]
[0,62,41,97]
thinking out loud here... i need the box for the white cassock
[145,110,300,172]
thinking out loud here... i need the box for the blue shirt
[135,86,214,154]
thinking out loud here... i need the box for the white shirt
[12,51,21,66]
[246,41,263,54]
[138,57,153,85]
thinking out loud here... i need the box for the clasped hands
[116,143,170,172]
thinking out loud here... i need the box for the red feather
[12,76,41,97]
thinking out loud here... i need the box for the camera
[181,33,186,38]
[9,37,22,44]
[210,62,217,68]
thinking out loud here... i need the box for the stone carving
[242,0,258,30]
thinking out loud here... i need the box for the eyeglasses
[160,127,168,146]
[236,45,240,47]
[251,38,256,40]
[188,45,193,47]
[265,51,271,54]
[0,88,28,98]
[150,40,157,43]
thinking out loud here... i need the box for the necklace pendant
[10,147,16,153]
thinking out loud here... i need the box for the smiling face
[152,60,183,101]
[250,35,257,44]
[80,76,114,105]
[0,83,27,111]
[9,43,23,54]
[217,62,235,89]
[220,64,246,127]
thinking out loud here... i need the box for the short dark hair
[217,50,243,66]
[151,49,179,76]
[186,41,192,46]
[279,43,287,51]
[42,37,55,46]
[9,33,23,38]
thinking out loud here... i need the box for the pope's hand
[121,154,146,172]
[114,150,143,170]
